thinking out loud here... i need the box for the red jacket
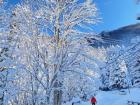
[91,97,96,103]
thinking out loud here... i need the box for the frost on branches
[126,36,140,87]
[0,4,17,105]
[99,36,140,90]
[0,0,100,105]
[99,45,129,90]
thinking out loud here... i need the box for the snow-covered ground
[63,88,140,105]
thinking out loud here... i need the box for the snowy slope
[96,88,140,105]
[63,88,140,105]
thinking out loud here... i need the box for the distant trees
[125,36,140,87]
[100,45,129,90]
[108,47,128,90]
[100,36,140,91]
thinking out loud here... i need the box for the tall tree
[9,0,99,105]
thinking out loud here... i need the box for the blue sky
[8,0,140,33]
[94,0,140,32]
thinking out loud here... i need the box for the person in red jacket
[91,96,97,105]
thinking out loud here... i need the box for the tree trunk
[53,2,62,105]
[53,90,62,105]
[0,95,4,105]
[0,72,7,105]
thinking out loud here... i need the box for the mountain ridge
[90,23,140,47]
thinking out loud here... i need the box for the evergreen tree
[100,45,129,90]
[126,37,140,87]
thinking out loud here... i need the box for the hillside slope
[90,23,140,47]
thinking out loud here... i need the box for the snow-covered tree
[125,36,140,87]
[99,45,129,90]
[6,0,100,105]
[103,36,140,89]
[109,46,129,89]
